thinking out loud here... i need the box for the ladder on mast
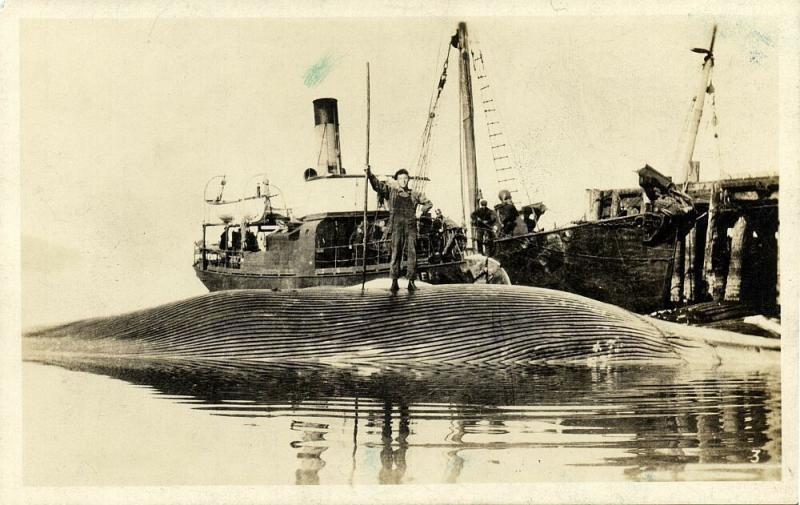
[471,48,532,204]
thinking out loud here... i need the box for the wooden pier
[586,174,779,316]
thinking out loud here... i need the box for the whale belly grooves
[22,285,777,365]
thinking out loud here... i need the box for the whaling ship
[192,95,503,291]
[433,23,777,317]
[407,23,707,313]
[434,23,697,313]
[193,22,779,323]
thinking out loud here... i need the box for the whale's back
[24,285,686,364]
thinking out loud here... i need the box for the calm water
[23,357,781,486]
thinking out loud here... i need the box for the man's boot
[390,279,400,292]
[407,280,417,291]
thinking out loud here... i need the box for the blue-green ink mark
[304,55,335,87]
[750,49,765,64]
[748,31,773,64]
[751,30,774,47]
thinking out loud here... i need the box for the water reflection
[378,401,409,485]
[291,420,329,485]
[25,356,780,483]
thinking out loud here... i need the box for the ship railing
[315,240,390,269]
[314,236,436,269]
[194,245,243,269]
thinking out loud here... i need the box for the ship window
[315,218,360,269]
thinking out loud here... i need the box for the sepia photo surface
[1,1,798,504]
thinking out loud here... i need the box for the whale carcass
[23,284,779,366]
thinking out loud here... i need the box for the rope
[710,88,726,179]
[413,44,453,195]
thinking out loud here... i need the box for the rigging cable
[413,43,453,195]
[710,84,726,179]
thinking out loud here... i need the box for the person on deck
[231,228,242,250]
[522,203,547,234]
[349,223,365,263]
[430,209,446,255]
[219,228,228,250]
[244,228,260,252]
[366,167,433,292]
[471,199,498,255]
[494,189,519,237]
[522,206,536,233]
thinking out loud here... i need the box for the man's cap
[479,199,488,206]
[394,168,410,179]
[498,189,512,201]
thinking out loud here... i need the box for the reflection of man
[471,199,498,255]
[367,167,433,292]
[378,402,409,485]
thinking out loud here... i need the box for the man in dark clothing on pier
[366,167,433,292]
[471,199,498,255]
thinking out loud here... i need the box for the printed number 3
[750,449,761,463]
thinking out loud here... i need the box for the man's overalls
[390,190,418,280]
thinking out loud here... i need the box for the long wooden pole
[361,62,371,292]
[703,183,721,300]
[457,22,479,251]
[676,24,717,187]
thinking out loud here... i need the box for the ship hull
[193,260,476,291]
[493,216,675,314]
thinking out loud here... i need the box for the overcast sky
[19,14,781,327]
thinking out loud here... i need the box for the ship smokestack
[312,98,343,175]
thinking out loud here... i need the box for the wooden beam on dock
[682,225,697,302]
[703,183,724,300]
[724,215,749,301]
[685,216,707,303]
[670,234,686,304]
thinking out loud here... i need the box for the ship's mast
[456,22,479,251]
[676,25,717,187]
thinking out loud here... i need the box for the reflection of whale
[23,285,778,365]
[22,357,780,483]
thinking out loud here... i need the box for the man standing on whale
[366,167,433,292]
